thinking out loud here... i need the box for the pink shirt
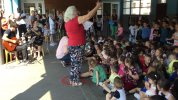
[56,36,68,59]
[118,64,125,77]
[117,27,123,36]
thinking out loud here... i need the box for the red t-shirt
[65,17,85,46]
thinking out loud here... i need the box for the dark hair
[149,95,166,100]
[119,56,125,62]
[117,48,123,57]
[173,62,178,71]
[125,58,133,65]
[114,77,123,89]
[158,79,171,91]
[9,21,17,28]
[147,71,160,81]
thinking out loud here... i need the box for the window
[158,0,166,4]
[123,0,151,15]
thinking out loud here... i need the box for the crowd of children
[82,16,178,100]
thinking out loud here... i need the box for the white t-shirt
[129,25,135,36]
[113,88,126,100]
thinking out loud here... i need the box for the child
[49,14,56,46]
[118,56,125,78]
[158,79,175,100]
[129,23,136,44]
[81,58,107,85]
[149,22,161,42]
[43,23,50,53]
[100,66,119,93]
[121,58,139,91]
[116,23,124,40]
[141,22,151,42]
[169,62,178,81]
[141,54,151,75]
[129,72,160,100]
[171,23,178,46]
[167,53,178,75]
[106,77,126,100]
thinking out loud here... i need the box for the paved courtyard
[0,45,134,100]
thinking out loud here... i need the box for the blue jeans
[60,53,71,63]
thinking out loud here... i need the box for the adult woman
[64,1,102,86]
[31,20,44,59]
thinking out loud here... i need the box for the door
[111,3,120,19]
[21,0,45,14]
[103,2,120,19]
[156,4,167,19]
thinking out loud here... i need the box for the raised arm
[78,1,102,24]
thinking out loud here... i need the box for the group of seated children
[81,26,178,99]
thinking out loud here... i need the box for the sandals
[69,81,82,87]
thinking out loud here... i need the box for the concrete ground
[0,45,135,100]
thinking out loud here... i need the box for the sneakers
[50,42,57,46]
[134,93,140,100]
[99,82,103,86]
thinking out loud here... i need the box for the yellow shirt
[167,60,178,75]
[109,73,119,84]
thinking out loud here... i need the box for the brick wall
[45,0,97,14]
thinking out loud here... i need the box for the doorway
[21,0,45,14]
[156,3,167,19]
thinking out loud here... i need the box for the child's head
[143,22,148,27]
[88,58,97,68]
[110,66,118,74]
[162,21,168,28]
[117,48,123,57]
[147,71,160,85]
[114,77,123,89]
[168,53,176,62]
[155,48,163,57]
[144,54,151,65]
[175,23,178,32]
[118,56,125,64]
[125,58,133,67]
[153,22,159,29]
[173,62,178,72]
[157,79,171,92]
[118,23,122,27]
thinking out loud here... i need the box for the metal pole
[0,16,4,65]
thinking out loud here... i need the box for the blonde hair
[64,6,77,22]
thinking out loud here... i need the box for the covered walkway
[0,46,107,100]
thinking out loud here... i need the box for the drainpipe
[0,17,4,65]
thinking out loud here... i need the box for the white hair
[64,6,76,22]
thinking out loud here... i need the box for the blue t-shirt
[160,28,169,43]
[141,27,151,39]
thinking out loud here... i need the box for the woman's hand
[96,1,102,8]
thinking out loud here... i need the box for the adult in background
[64,1,102,86]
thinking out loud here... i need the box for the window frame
[123,0,151,15]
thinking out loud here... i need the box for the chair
[4,49,16,63]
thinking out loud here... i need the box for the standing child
[168,23,178,46]
[43,23,50,53]
[49,14,56,46]
[116,23,124,40]
[141,22,151,42]
[106,77,126,100]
